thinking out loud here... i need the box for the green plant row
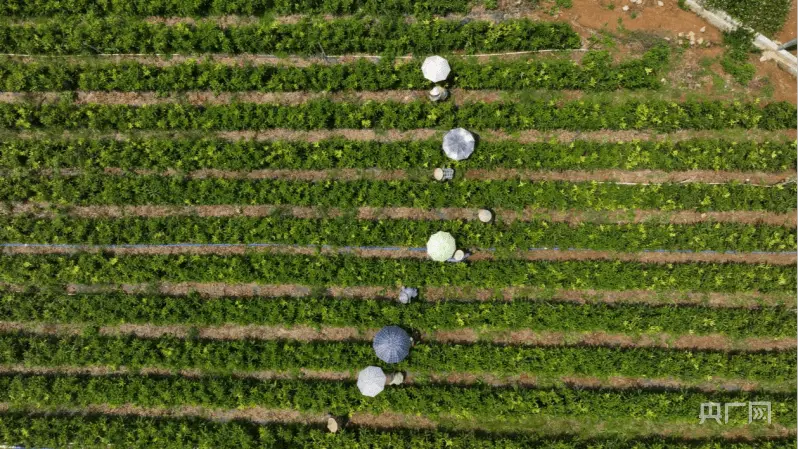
[702,0,791,35]
[0,47,670,92]
[1,253,794,292]
[2,290,794,337]
[2,99,795,131]
[3,215,795,253]
[0,17,581,55]
[2,135,794,172]
[0,413,792,449]
[2,373,795,424]
[3,175,795,212]
[2,332,795,381]
[1,0,477,17]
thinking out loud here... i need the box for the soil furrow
[6,127,796,143]
[6,203,796,227]
[0,364,789,393]
[12,167,794,185]
[1,89,795,107]
[0,49,589,68]
[2,243,794,265]
[34,282,790,309]
[0,321,791,352]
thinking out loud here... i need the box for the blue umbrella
[373,326,412,363]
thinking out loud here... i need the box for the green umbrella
[426,231,456,262]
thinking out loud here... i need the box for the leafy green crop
[3,175,794,212]
[2,290,794,337]
[1,373,794,423]
[0,412,793,449]
[1,135,793,172]
[2,215,794,252]
[1,253,794,292]
[0,47,669,92]
[2,332,795,381]
[0,17,581,55]
[1,99,793,131]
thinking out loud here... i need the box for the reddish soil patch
[775,0,797,45]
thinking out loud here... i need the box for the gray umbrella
[442,128,475,161]
[373,326,412,364]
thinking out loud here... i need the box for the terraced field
[0,0,796,447]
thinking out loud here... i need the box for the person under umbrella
[442,128,475,161]
[357,366,387,397]
[373,325,412,363]
[421,56,451,83]
[426,231,456,262]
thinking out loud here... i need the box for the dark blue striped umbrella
[373,326,411,364]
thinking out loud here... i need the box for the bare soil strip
[0,90,525,106]
[7,127,796,143]
[19,166,795,185]
[7,202,795,227]
[0,321,791,352]
[0,364,790,393]
[3,242,794,265]
[0,49,590,68]
[3,89,797,108]
[23,282,786,309]
[0,403,791,440]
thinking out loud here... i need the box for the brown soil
[14,280,795,309]
[9,202,796,227]
[29,166,795,185]
[5,242,793,265]
[3,321,792,352]
[10,127,796,144]
[775,0,797,45]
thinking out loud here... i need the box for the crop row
[2,290,793,337]
[0,413,791,449]
[2,0,479,17]
[0,17,581,55]
[3,215,795,252]
[2,135,793,172]
[2,373,794,424]
[1,253,794,292]
[2,332,795,381]
[0,47,670,92]
[3,175,795,212]
[1,100,795,131]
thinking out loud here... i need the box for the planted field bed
[0,1,795,447]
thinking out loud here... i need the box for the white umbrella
[443,128,475,161]
[422,56,451,83]
[427,231,456,262]
[357,366,387,397]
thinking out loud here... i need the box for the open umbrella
[443,128,475,161]
[357,366,387,397]
[373,326,412,363]
[427,231,456,262]
[422,56,451,83]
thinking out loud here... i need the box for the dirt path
[37,282,790,309]
[9,127,795,143]
[0,88,794,106]
[0,321,791,352]
[3,242,794,265]
[8,203,796,227]
[0,363,788,393]
[21,166,795,185]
